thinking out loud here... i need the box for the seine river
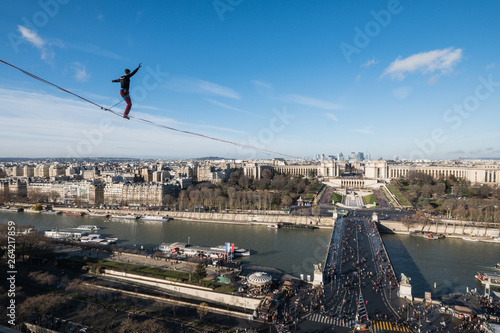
[1,212,498,298]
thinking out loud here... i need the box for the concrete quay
[378,219,500,241]
[55,206,335,227]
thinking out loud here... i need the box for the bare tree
[28,271,58,288]
[401,216,414,232]
[18,294,66,328]
[142,319,167,333]
[197,302,209,320]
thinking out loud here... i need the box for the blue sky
[1,0,500,160]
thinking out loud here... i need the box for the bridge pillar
[313,263,324,286]
[399,273,412,300]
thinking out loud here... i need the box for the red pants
[120,89,132,116]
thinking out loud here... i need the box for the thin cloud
[392,86,413,100]
[250,80,273,90]
[71,62,91,82]
[281,94,341,111]
[351,126,373,134]
[198,80,240,99]
[64,42,125,60]
[205,98,263,118]
[196,123,246,135]
[361,58,378,68]
[0,88,246,157]
[382,47,463,80]
[165,76,240,99]
[324,113,339,122]
[17,25,54,61]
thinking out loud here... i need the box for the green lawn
[99,260,189,282]
[363,194,377,205]
[387,184,411,206]
[305,183,320,201]
[331,192,343,203]
[97,260,234,292]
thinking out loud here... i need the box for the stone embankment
[56,207,335,227]
[378,219,500,239]
[102,269,262,312]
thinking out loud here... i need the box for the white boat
[140,215,171,222]
[87,212,109,218]
[41,210,62,215]
[80,233,101,242]
[159,242,251,257]
[268,224,280,229]
[105,237,118,244]
[90,238,109,244]
[111,214,140,219]
[45,229,88,240]
[234,249,251,256]
[462,237,478,242]
[475,272,500,287]
[495,263,500,270]
[76,225,101,231]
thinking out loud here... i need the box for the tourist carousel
[246,272,272,295]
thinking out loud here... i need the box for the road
[300,215,411,332]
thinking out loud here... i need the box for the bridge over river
[300,213,412,332]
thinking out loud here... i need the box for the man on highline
[112,63,141,119]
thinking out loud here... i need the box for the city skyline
[2,1,500,160]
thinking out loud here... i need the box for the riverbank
[52,206,335,228]
[378,220,500,243]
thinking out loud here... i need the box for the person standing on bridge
[112,63,141,119]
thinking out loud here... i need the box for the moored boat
[87,212,110,218]
[462,236,479,242]
[76,225,101,231]
[475,272,500,287]
[159,241,251,257]
[140,215,171,222]
[423,233,445,240]
[80,233,101,242]
[111,214,140,219]
[234,249,251,256]
[45,229,88,240]
[0,206,23,212]
[66,211,85,216]
[41,210,62,215]
[268,223,280,229]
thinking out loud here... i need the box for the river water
[1,212,498,298]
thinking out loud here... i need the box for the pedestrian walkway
[371,321,409,332]
[357,293,368,321]
[307,313,355,328]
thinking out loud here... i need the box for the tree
[28,271,58,288]
[197,302,209,320]
[193,262,207,283]
[48,190,61,204]
[162,194,175,209]
[18,294,66,328]
[281,194,293,207]
[401,216,414,231]
[442,199,456,219]
[412,210,430,231]
[31,203,43,211]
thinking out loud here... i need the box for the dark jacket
[112,66,140,91]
